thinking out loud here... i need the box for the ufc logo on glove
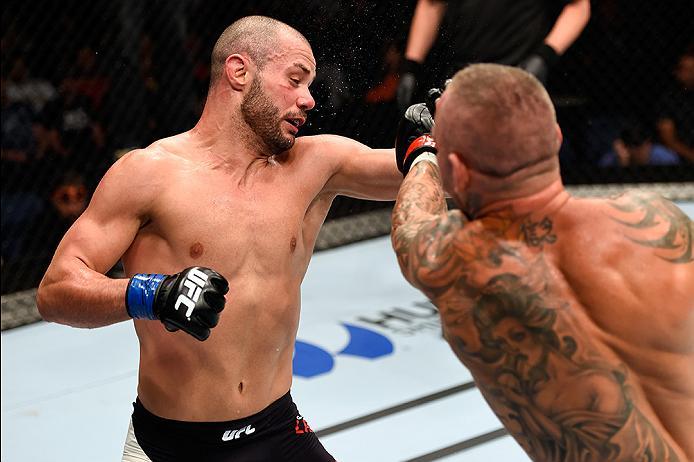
[126,266,228,341]
[175,268,209,319]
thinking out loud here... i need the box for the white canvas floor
[3,201,693,462]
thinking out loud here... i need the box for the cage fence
[2,0,693,299]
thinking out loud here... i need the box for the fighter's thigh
[122,419,153,462]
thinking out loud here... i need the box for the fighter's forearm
[37,258,130,328]
[391,159,448,275]
[391,160,467,297]
[392,160,447,232]
[544,0,591,54]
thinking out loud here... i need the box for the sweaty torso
[428,192,693,461]
[121,134,337,421]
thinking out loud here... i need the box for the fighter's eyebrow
[292,62,313,76]
[291,62,316,86]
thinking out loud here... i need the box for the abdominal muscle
[131,274,303,422]
[117,154,334,422]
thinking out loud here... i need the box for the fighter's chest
[150,179,317,260]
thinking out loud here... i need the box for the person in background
[23,171,90,285]
[5,55,58,115]
[656,43,694,163]
[396,0,591,111]
[599,120,680,167]
[1,76,45,267]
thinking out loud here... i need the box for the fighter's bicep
[54,206,142,274]
[317,136,400,199]
[52,153,155,273]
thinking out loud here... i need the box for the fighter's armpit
[606,191,693,263]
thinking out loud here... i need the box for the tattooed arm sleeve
[391,161,466,295]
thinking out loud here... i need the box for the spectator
[5,55,58,115]
[101,54,151,154]
[38,76,107,185]
[144,2,197,139]
[1,76,45,263]
[1,76,38,167]
[598,120,680,167]
[365,42,402,104]
[184,30,212,118]
[356,41,405,148]
[397,0,591,111]
[137,35,161,139]
[61,46,110,111]
[656,43,694,163]
[4,171,89,293]
[34,171,89,265]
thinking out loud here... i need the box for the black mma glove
[126,266,229,341]
[426,86,443,117]
[518,43,560,85]
[397,58,423,112]
[395,102,437,176]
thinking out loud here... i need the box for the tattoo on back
[451,273,680,461]
[607,192,693,263]
[402,211,681,461]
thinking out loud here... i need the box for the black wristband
[535,43,560,69]
[400,58,423,77]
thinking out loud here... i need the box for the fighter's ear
[449,152,469,197]
[225,54,252,90]
[555,123,563,149]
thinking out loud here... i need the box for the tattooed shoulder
[606,191,693,263]
[397,209,565,299]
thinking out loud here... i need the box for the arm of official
[404,0,448,64]
[398,0,448,110]
[544,0,591,55]
[520,0,590,82]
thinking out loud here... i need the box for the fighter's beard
[241,76,294,156]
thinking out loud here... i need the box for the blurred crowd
[1,0,693,293]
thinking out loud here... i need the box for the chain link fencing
[2,0,693,301]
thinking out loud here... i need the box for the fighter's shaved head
[209,16,310,86]
[437,64,560,178]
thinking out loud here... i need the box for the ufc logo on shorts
[222,424,256,442]
[175,268,208,320]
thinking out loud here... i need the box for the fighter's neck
[190,106,277,168]
[474,179,570,219]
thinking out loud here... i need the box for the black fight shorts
[130,391,335,462]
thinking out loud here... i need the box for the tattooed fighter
[391,63,693,461]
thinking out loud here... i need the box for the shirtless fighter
[391,64,693,461]
[36,16,412,461]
